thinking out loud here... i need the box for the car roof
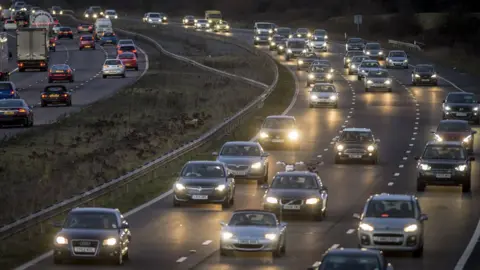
[325,248,382,256]
[71,207,118,214]
[186,160,224,165]
[426,141,463,146]
[342,128,372,132]
[276,171,318,177]
[223,141,259,147]
[265,115,295,120]
[366,42,380,45]
[370,193,413,201]
[313,83,335,87]
[255,22,274,24]
[233,209,276,214]
[439,119,469,124]
[389,50,406,53]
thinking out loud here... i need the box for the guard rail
[388,39,423,51]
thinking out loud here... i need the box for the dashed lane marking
[394,173,400,176]
[388,182,394,186]
[399,165,404,168]
[202,240,212,246]
[346,229,355,234]
[176,257,187,263]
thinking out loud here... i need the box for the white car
[104,9,118,19]
[357,60,381,80]
[364,69,392,92]
[145,12,162,24]
[195,19,210,30]
[3,19,17,30]
[102,59,125,78]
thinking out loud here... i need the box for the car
[213,141,269,184]
[77,23,93,33]
[386,50,409,68]
[346,37,365,51]
[84,6,104,19]
[308,83,338,108]
[431,120,476,153]
[104,9,117,19]
[14,11,28,26]
[142,13,148,22]
[343,51,364,68]
[415,141,474,192]
[275,27,292,39]
[296,52,319,71]
[117,45,138,57]
[354,194,427,257]
[258,115,299,150]
[117,52,138,71]
[52,207,131,265]
[312,29,328,40]
[0,81,20,99]
[48,64,74,83]
[347,55,370,75]
[334,128,380,164]
[306,65,334,86]
[307,248,394,270]
[51,6,62,15]
[145,12,163,24]
[3,19,17,30]
[276,39,288,55]
[93,30,107,41]
[195,19,210,30]
[219,210,287,257]
[411,64,438,86]
[79,35,95,50]
[262,171,328,220]
[254,32,270,45]
[364,69,392,92]
[57,27,73,39]
[357,59,381,80]
[442,92,480,123]
[102,59,126,78]
[285,38,307,61]
[268,35,285,51]
[182,15,195,26]
[172,161,235,208]
[254,22,276,35]
[31,7,41,14]
[295,28,311,39]
[311,59,332,69]
[117,39,135,48]
[100,32,118,46]
[40,85,72,107]
[308,35,327,52]
[0,99,33,127]
[363,42,384,60]
[158,13,168,23]
[213,20,230,32]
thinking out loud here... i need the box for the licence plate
[436,174,451,178]
[373,237,401,242]
[49,94,59,97]
[85,45,90,48]
[239,240,258,244]
[456,113,467,116]
[106,40,112,42]
[349,154,362,158]
[272,139,284,143]
[192,195,208,200]
[125,63,131,66]
[231,170,246,176]
[73,247,95,253]
[421,79,429,81]
[4,111,14,115]
[55,70,63,73]
[283,205,301,210]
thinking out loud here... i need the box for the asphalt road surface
[21,18,480,270]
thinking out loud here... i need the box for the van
[95,18,112,29]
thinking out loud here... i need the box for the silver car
[220,210,287,257]
[308,35,327,52]
[145,13,163,24]
[214,141,269,184]
[357,60,381,80]
[364,69,392,92]
[117,39,135,47]
[195,19,210,30]
[355,193,427,257]
[348,55,370,75]
[308,83,338,107]
[254,22,276,35]
[307,65,334,86]
[312,29,328,40]
[102,59,125,78]
[442,92,480,123]
[285,38,307,61]
[363,42,385,60]
[343,51,364,68]
[346,37,365,51]
[386,50,408,69]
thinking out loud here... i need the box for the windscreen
[6,20,14,23]
[81,36,93,41]
[312,84,335,93]
[51,65,67,71]
[368,71,388,77]
[365,200,415,218]
[340,131,374,142]
[446,94,477,104]
[228,213,276,227]
[64,212,118,229]
[346,51,363,57]
[320,254,380,270]
[273,36,284,42]
[276,28,291,35]
[297,28,308,33]
[105,60,121,65]
[91,7,102,13]
[149,13,160,18]
[390,51,406,57]
[288,41,305,48]
[197,19,207,23]
[352,56,369,63]
[361,61,380,68]
[312,36,325,41]
[348,38,363,43]
[263,118,295,129]
[106,11,116,14]
[314,29,326,35]
[257,23,273,29]
[59,27,70,31]
[103,32,115,37]
[119,53,134,59]
[313,60,331,66]
[181,163,225,178]
[271,175,318,189]
[422,145,466,160]
[220,145,260,156]
[0,83,13,91]
[0,99,22,107]
[437,122,469,132]
[415,66,434,73]
[310,66,329,73]
[366,43,381,49]
[45,86,67,92]
[120,46,135,51]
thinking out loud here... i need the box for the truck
[16,28,48,71]
[205,10,222,26]
[0,33,10,80]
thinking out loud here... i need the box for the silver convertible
[220,209,287,257]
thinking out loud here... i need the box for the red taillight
[62,93,68,97]
[381,214,389,217]
[67,69,72,73]
[41,94,47,98]
[68,31,72,33]
[118,50,123,54]
[18,108,26,113]
[132,50,137,53]
[40,62,46,67]
[10,90,14,95]
[18,63,24,67]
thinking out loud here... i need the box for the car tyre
[357,75,361,81]
[388,88,392,92]
[53,256,62,264]
[113,251,123,265]
[67,100,72,106]
[333,103,338,108]
[462,179,471,193]
[220,247,231,256]
[48,79,53,83]
[280,238,286,253]
[412,245,424,257]
[41,101,47,107]
[69,79,74,83]
[347,70,352,75]
[371,155,378,164]
[123,250,129,260]
[404,65,409,69]
[93,47,96,50]
[412,81,416,86]
[416,179,426,192]
[365,87,369,92]
[334,156,341,164]
[103,75,107,79]
[79,47,82,51]
[221,195,232,209]
[173,196,181,207]
[433,82,438,86]
[285,56,290,61]
[273,241,283,257]
[122,74,126,78]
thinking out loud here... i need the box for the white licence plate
[192,195,208,200]
[456,113,467,116]
[421,79,429,81]
[283,205,301,210]
[373,237,402,242]
[231,171,246,176]
[239,240,258,244]
[272,139,284,143]
[436,174,451,178]
[349,154,362,158]
[74,247,95,253]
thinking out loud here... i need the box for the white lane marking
[399,164,404,168]
[394,173,400,176]
[202,240,212,246]
[455,219,480,269]
[346,229,355,234]
[411,138,416,140]
[406,150,411,154]
[409,144,414,147]
[330,244,340,249]
[388,182,394,186]
[324,148,328,151]
[176,257,187,263]
[312,261,322,267]
[403,157,408,160]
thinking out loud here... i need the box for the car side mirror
[414,156,420,160]
[353,213,361,220]
[260,184,269,189]
[419,214,428,221]
[220,221,226,226]
[121,223,129,229]
[469,156,475,161]
[261,152,270,157]
[212,152,218,156]
[280,222,287,227]
[52,221,62,228]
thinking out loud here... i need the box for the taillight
[62,93,68,97]
[18,108,26,113]
[18,63,24,67]
[49,69,52,73]
[41,94,47,98]
[103,65,108,68]
[132,50,137,53]
[40,62,46,66]
[67,69,72,73]
[68,31,72,33]
[10,90,14,95]
[118,50,123,54]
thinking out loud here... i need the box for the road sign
[354,15,362,32]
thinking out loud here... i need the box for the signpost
[354,14,362,32]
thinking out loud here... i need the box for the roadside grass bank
[1,56,294,269]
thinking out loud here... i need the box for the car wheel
[173,196,180,207]
[371,156,378,164]
[53,48,56,52]
[67,101,72,106]
[79,47,82,51]
[412,81,416,86]
[404,65,409,69]
[69,79,74,83]
[412,245,424,257]
[113,251,123,265]
[365,87,369,92]
[135,67,139,71]
[416,179,426,192]
[123,250,129,260]
[122,73,126,78]
[357,75,361,81]
[462,178,471,193]
[221,196,232,209]
[333,103,338,109]
[347,70,351,75]
[442,113,446,120]
[313,211,323,221]
[433,82,438,86]
[475,118,480,125]
[280,238,286,253]
[41,102,47,107]
[273,242,283,257]
[93,47,96,50]
[53,256,62,264]
[103,75,107,79]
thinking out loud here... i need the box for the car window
[81,36,93,41]
[263,118,295,129]
[6,20,14,23]
[446,94,477,104]
[313,60,331,66]
[302,53,317,58]
[103,32,115,37]
[51,65,67,71]
[271,175,318,189]
[277,28,291,35]
[256,23,274,29]
[366,43,381,49]
[415,66,434,73]
[352,56,369,63]
[105,60,121,65]
[437,122,469,132]
[220,145,260,156]
[228,213,277,227]
[119,54,134,59]
[422,145,466,160]
[297,28,308,33]
[312,36,325,41]
[368,71,388,77]
[0,83,13,91]
[64,212,118,229]
[181,163,225,178]
[348,38,363,43]
[0,99,22,106]
[365,200,415,218]
[312,85,335,93]
[149,13,160,18]
[389,51,406,57]
[273,36,284,42]
[45,86,67,92]
[361,62,380,68]
[59,27,70,31]
[310,66,329,73]
[347,51,363,57]
[314,30,326,35]
[321,254,381,270]
[207,13,221,19]
[340,131,374,142]
[120,46,135,50]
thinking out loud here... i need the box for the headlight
[434,134,443,141]
[297,34,301,37]
[346,58,351,62]
[216,25,220,29]
[298,60,304,65]
[163,17,167,20]
[474,107,479,111]
[308,74,315,79]
[415,74,420,78]
[444,106,451,111]
[93,14,97,18]
[302,49,307,53]
[257,30,261,34]
[268,37,272,41]
[194,19,198,23]
[148,19,152,22]
[222,232,234,240]
[388,59,393,62]
[420,164,431,171]
[385,80,391,84]
[279,45,284,49]
[351,64,356,68]
[325,35,328,39]
[367,145,375,152]
[266,197,278,204]
[366,51,370,55]
[251,162,262,169]
[55,236,68,244]
[463,135,472,143]
[255,37,260,41]
[52,11,56,14]
[226,25,230,29]
[326,74,332,79]
[330,68,334,73]
[103,238,117,246]
[206,23,210,27]
[431,74,437,78]
[175,183,186,190]
[379,51,383,55]
[269,29,273,33]
[271,42,276,46]
[197,24,200,27]
[311,95,318,100]
[367,80,373,84]
[336,144,344,151]
[265,233,277,240]
[288,130,299,140]
[85,14,89,18]
[323,42,327,46]
[115,15,118,19]
[306,198,319,204]
[307,33,312,37]
[456,165,467,171]
[404,59,408,62]
[208,20,212,23]
[404,224,418,232]
[287,49,292,53]
[359,223,374,231]
[215,184,226,191]
[329,95,337,100]
[260,132,269,138]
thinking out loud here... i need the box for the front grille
[344,149,367,154]
[421,75,431,79]
[280,199,303,205]
[373,233,403,237]
[430,164,455,169]
[374,241,403,246]
[186,186,215,194]
[444,135,461,141]
[71,240,99,256]
[451,106,472,112]
[234,244,263,249]
[227,165,249,170]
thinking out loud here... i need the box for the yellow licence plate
[4,111,14,115]
[49,94,60,97]
[55,70,63,73]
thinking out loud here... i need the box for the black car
[118,45,138,57]
[307,248,393,270]
[182,15,195,26]
[14,11,29,27]
[334,128,380,164]
[41,85,72,107]
[53,207,131,265]
[276,27,292,39]
[412,64,438,86]
[269,35,285,51]
[432,120,476,153]
[297,52,319,71]
[258,115,300,150]
[295,28,310,39]
[442,92,480,124]
[415,141,474,192]
[343,50,364,68]
[0,99,33,127]
[262,171,328,220]
[346,37,365,51]
[173,161,235,209]
[51,6,63,15]
[57,27,73,39]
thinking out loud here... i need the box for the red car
[77,23,93,33]
[79,35,95,50]
[48,64,74,83]
[117,52,138,70]
[117,45,137,57]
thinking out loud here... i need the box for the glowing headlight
[329,95,337,100]
[163,17,167,20]
[257,30,261,34]
[297,34,301,37]
[148,19,152,22]
[260,132,269,138]
[103,238,117,246]
[208,20,212,23]
[346,58,351,62]
[326,74,332,79]
[420,164,431,171]
[215,184,226,191]
[359,223,374,231]
[302,49,307,53]
[194,19,198,23]
[444,106,451,111]
[196,24,201,27]
[288,130,299,140]
[206,23,210,27]
[255,37,260,41]
[175,183,186,190]
[388,59,393,62]
[463,135,472,142]
[307,33,312,37]
[60,11,63,14]
[367,80,373,84]
[367,145,375,152]
[404,224,418,232]
[474,107,479,111]
[308,74,315,79]
[287,49,292,53]
[306,198,319,204]
[268,37,272,41]
[434,134,443,141]
[379,51,383,55]
[265,233,277,240]
[266,197,278,204]
[268,29,273,33]
[93,14,97,18]
[216,25,220,28]
[251,162,262,169]
[366,51,370,55]
[325,35,328,39]
[385,80,391,84]
[279,45,284,50]
[415,74,420,78]
[336,144,344,151]
[55,236,68,244]
[222,232,234,240]
[85,14,89,18]
[52,11,56,14]
[271,42,276,46]
[431,74,437,78]
[298,60,304,65]
[404,59,408,62]
[226,25,230,29]
[184,19,187,23]
[311,95,318,100]
[456,165,467,171]
[351,64,356,68]
[100,12,104,15]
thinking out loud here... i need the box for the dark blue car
[0,82,20,99]
[100,32,118,46]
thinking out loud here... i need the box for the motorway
[21,17,480,270]
[0,18,148,138]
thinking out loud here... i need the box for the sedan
[335,128,380,164]
[307,248,394,270]
[296,52,319,71]
[0,99,34,127]
[412,64,437,86]
[295,28,311,39]
[117,52,138,71]
[220,210,287,257]
[364,69,392,92]
[3,19,17,31]
[0,82,20,99]
[308,83,338,108]
[386,50,409,68]
[41,85,72,107]
[48,64,74,83]
[79,35,95,50]
[77,23,93,33]
[442,92,480,123]
[343,50,364,68]
[182,15,195,26]
[357,60,381,80]
[57,27,73,39]
[306,65,333,85]
[117,45,138,57]
[268,35,285,51]
[100,32,118,46]
[258,115,300,150]
[102,59,126,78]
[172,161,235,208]
[432,120,476,153]
[213,20,230,32]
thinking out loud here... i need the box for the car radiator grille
[71,240,99,255]
[280,199,303,205]
[430,164,455,170]
[234,244,263,249]
[451,106,472,112]
[227,165,249,170]
[344,149,367,154]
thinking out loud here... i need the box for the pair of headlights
[260,130,298,140]
[359,223,418,232]
[337,144,375,152]
[366,80,391,84]
[365,51,383,55]
[444,106,478,111]
[414,74,436,78]
[419,163,467,172]
[222,231,277,240]
[311,95,336,101]
[434,134,471,143]
[55,236,117,246]
[175,183,226,191]
[265,197,319,204]
[308,74,332,79]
